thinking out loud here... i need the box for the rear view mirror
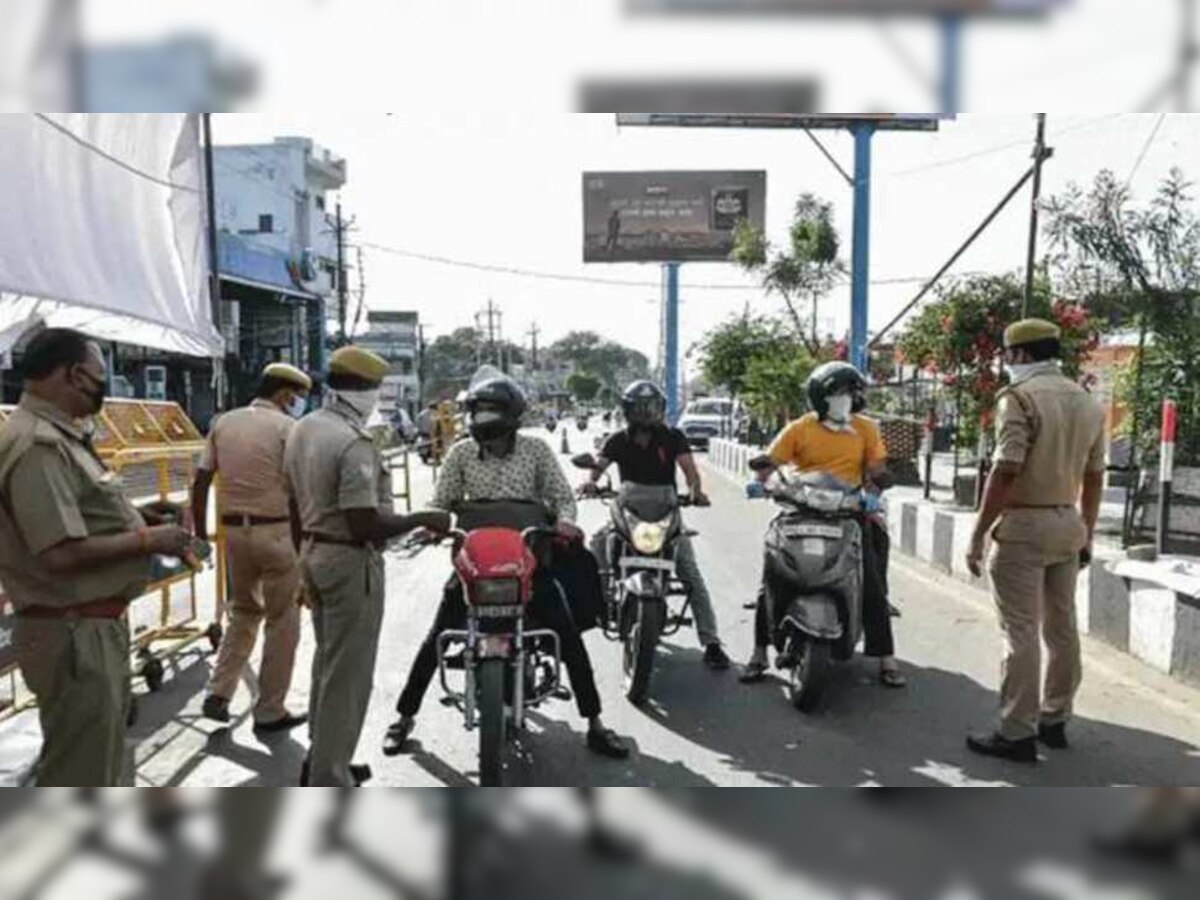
[570,453,598,470]
[748,454,774,472]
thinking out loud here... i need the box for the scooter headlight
[631,518,670,554]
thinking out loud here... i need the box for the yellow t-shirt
[766,413,887,486]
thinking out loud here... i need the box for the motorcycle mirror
[748,454,774,472]
[570,453,598,470]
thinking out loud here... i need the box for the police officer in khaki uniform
[0,329,191,786]
[284,346,449,786]
[192,362,312,732]
[965,319,1106,763]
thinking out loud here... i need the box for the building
[212,136,348,408]
[357,311,421,418]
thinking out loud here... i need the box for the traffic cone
[561,428,570,455]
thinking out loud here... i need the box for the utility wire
[33,113,201,193]
[1125,112,1167,186]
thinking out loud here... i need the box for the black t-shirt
[601,427,690,486]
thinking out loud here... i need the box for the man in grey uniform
[284,346,448,786]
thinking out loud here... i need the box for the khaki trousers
[208,522,301,723]
[988,507,1089,740]
[16,617,129,786]
[302,542,385,787]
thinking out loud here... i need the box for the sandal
[739,661,768,684]
[382,718,415,757]
[880,667,907,689]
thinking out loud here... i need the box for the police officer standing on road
[284,346,449,786]
[966,319,1106,763]
[0,329,191,786]
[192,362,312,733]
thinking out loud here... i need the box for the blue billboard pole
[664,262,681,423]
[939,14,963,115]
[849,124,874,373]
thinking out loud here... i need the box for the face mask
[1006,360,1057,384]
[468,409,512,443]
[74,369,106,416]
[826,394,853,424]
[287,394,307,419]
[336,388,380,421]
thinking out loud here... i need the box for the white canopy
[0,113,222,359]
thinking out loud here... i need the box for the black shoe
[1038,721,1069,749]
[587,728,630,760]
[299,756,373,786]
[254,712,308,734]
[703,644,731,670]
[966,731,1038,764]
[202,695,231,724]
[382,717,416,757]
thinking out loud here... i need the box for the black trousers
[754,518,894,658]
[396,570,603,719]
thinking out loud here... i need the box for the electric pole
[527,323,540,371]
[475,299,503,368]
[1022,113,1052,317]
[335,202,347,343]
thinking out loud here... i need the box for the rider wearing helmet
[740,361,905,688]
[383,368,629,760]
[580,380,731,670]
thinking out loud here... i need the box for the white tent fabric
[0,113,221,358]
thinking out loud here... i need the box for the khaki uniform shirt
[200,399,294,518]
[283,401,390,543]
[993,368,1107,507]
[0,394,150,610]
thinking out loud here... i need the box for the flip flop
[739,661,768,684]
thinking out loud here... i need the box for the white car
[677,398,738,449]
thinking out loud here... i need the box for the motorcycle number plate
[801,539,827,557]
[478,635,512,658]
[473,605,523,619]
[783,524,842,540]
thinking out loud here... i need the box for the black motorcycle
[572,454,701,705]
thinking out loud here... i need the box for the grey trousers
[592,525,720,647]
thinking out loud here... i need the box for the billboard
[583,171,766,263]
[616,113,947,131]
[579,80,819,114]
[628,1,1067,15]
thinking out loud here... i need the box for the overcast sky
[210,112,1200,376]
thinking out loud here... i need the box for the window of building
[315,195,326,211]
[399,359,413,375]
[258,214,274,233]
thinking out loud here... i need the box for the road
[112,421,1200,788]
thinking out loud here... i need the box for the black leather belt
[304,532,374,549]
[222,514,290,527]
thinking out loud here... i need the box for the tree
[566,371,602,403]
[423,327,482,401]
[740,341,820,430]
[731,193,847,354]
[692,312,793,398]
[897,273,1100,450]
[546,330,651,393]
[1045,167,1200,464]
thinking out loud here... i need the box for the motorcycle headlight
[471,579,522,607]
[631,518,670,554]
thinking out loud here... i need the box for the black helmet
[464,376,527,442]
[806,361,867,420]
[621,380,667,427]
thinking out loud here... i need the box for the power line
[1126,112,1167,186]
[354,240,976,292]
[33,113,201,193]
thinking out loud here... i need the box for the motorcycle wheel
[623,598,665,707]
[787,635,831,714]
[477,659,508,787]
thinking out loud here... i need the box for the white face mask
[287,394,307,419]
[336,388,381,421]
[826,394,853,424]
[1006,360,1058,384]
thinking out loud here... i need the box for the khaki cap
[263,362,312,392]
[1004,318,1061,349]
[329,345,389,383]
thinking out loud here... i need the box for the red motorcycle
[425,501,565,786]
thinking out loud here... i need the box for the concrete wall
[707,438,1200,689]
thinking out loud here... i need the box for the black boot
[1037,721,1069,749]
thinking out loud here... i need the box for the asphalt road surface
[110,422,1200,789]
